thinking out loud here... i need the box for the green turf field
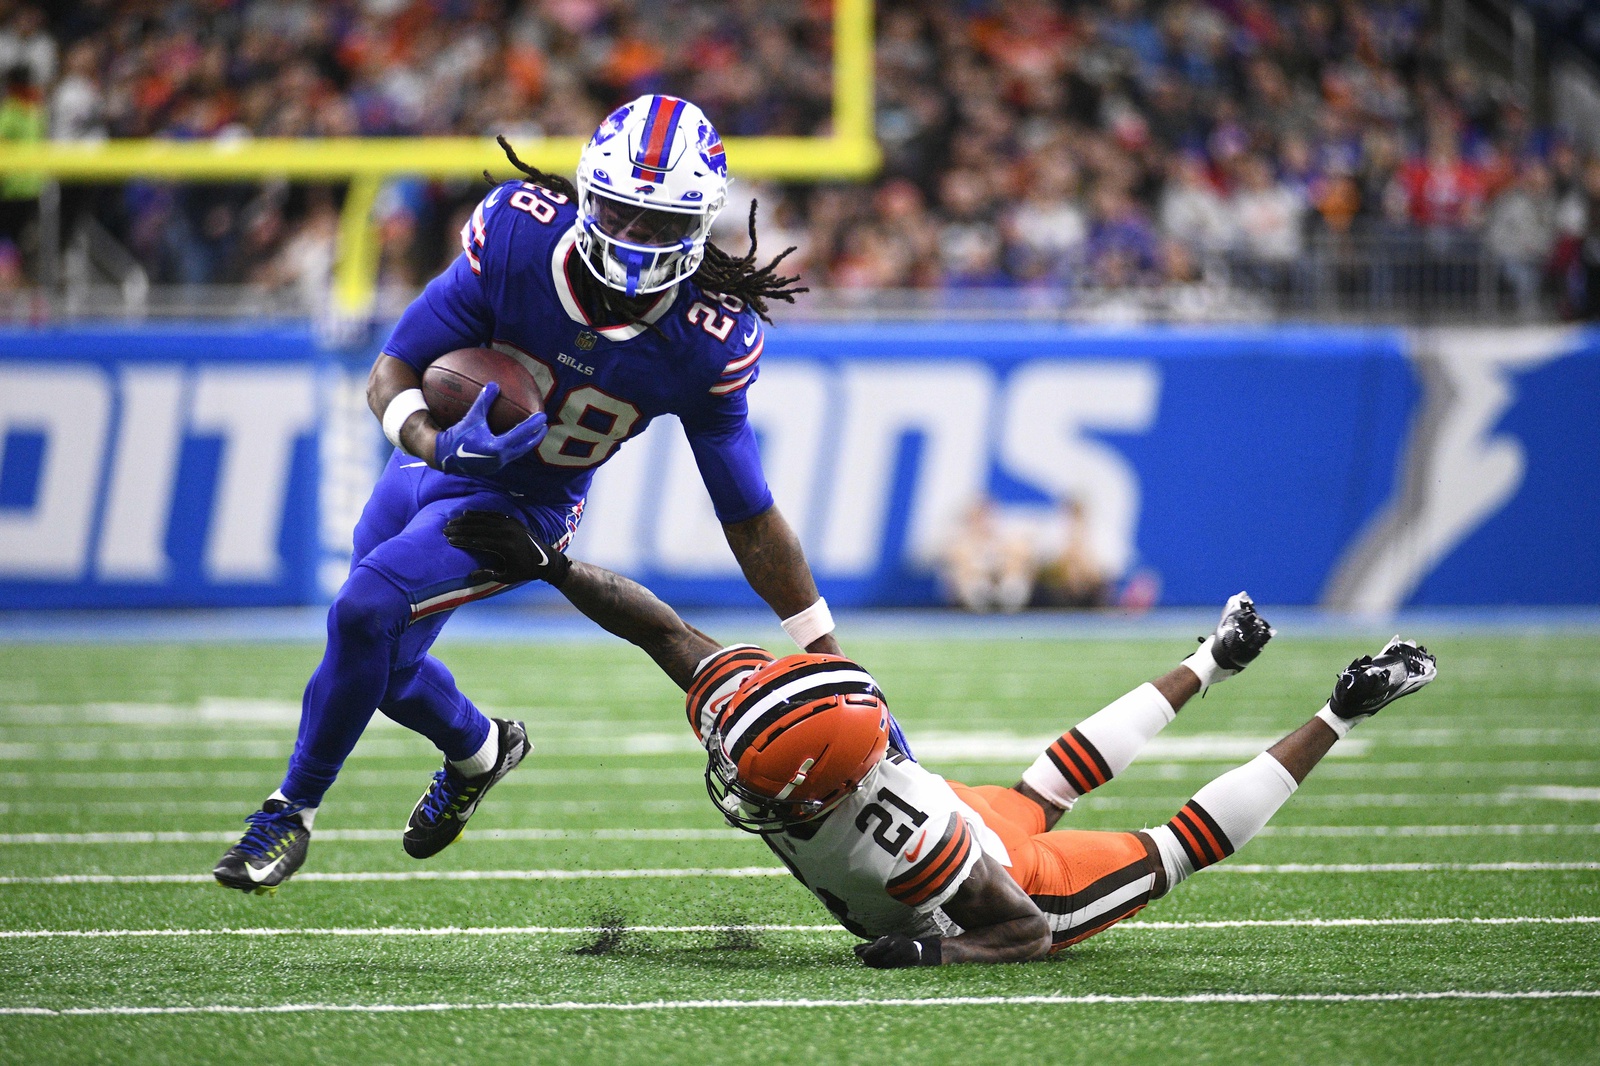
[0,631,1596,1064]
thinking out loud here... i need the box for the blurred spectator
[1086,182,1159,287]
[0,6,55,88]
[938,499,1036,614]
[1486,162,1557,319]
[1005,152,1088,284]
[1029,499,1112,609]
[0,65,43,257]
[1581,160,1600,319]
[1231,154,1305,264]
[1159,153,1232,258]
[1400,127,1487,235]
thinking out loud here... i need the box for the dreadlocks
[692,200,809,324]
[487,134,578,201]
[490,136,809,326]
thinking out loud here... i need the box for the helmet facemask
[705,726,856,834]
[576,179,723,297]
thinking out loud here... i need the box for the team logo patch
[576,331,598,351]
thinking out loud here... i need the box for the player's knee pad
[327,566,410,650]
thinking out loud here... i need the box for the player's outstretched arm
[855,854,1050,968]
[443,512,718,690]
[722,505,842,656]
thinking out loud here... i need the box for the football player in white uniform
[446,512,1439,966]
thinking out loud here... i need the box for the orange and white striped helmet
[705,654,889,833]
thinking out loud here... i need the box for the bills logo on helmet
[592,105,630,146]
[698,122,727,177]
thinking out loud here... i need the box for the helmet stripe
[721,665,878,756]
[636,95,686,170]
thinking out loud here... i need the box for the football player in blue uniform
[215,95,848,893]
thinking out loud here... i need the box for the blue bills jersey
[382,180,773,524]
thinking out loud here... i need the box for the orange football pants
[949,782,1162,951]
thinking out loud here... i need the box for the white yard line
[3,861,1597,886]
[2,990,1597,1017]
[4,823,1597,846]
[6,761,1597,790]
[1255,823,1600,837]
[1,916,1595,941]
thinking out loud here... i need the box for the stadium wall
[0,323,1594,611]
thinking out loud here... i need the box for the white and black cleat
[1328,637,1438,721]
[1207,591,1276,672]
[213,798,311,895]
[403,718,531,859]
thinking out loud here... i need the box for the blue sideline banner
[573,323,1600,609]
[0,323,1595,610]
[0,328,323,608]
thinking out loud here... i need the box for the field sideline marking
[6,823,1599,846]
[1,916,1596,941]
[2,990,1597,1017]
[4,861,1598,886]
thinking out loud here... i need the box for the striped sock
[1021,683,1176,810]
[1148,752,1298,893]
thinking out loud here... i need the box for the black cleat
[213,798,311,895]
[404,718,530,859]
[1207,591,1276,672]
[1328,637,1438,720]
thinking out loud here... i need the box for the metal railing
[0,232,1568,328]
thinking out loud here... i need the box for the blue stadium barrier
[1,322,1595,611]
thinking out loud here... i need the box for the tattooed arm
[442,511,719,690]
[558,560,721,691]
[722,505,842,655]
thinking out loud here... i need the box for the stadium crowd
[2,0,1599,316]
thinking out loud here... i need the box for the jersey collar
[551,226,677,342]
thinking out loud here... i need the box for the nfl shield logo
[576,331,598,351]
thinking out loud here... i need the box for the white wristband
[1315,703,1358,739]
[781,597,835,650]
[382,389,430,450]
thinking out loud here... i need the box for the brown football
[421,347,544,434]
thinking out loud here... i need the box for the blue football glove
[434,382,548,477]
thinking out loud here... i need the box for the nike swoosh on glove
[443,510,572,587]
[434,382,549,477]
[853,933,942,968]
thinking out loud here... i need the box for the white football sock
[268,789,316,830]
[1148,752,1297,894]
[1021,683,1176,810]
[1180,636,1234,693]
[1314,702,1364,738]
[450,720,500,777]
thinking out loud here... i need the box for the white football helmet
[575,94,729,297]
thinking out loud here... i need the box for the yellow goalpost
[0,0,878,317]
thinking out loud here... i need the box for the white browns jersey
[686,645,1010,939]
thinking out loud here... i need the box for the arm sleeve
[380,252,494,372]
[682,386,775,525]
